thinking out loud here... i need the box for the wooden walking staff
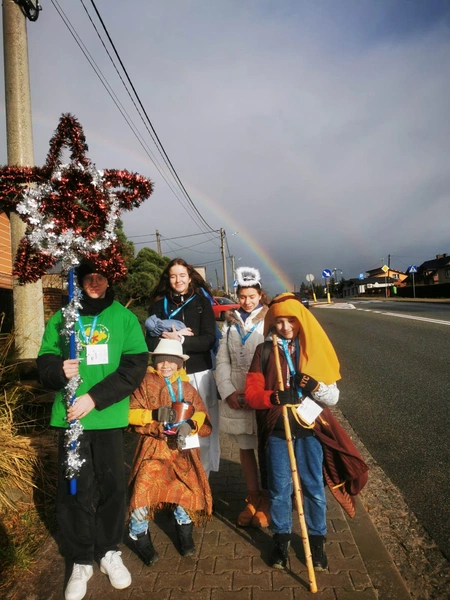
[272,333,317,594]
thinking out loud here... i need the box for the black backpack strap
[260,340,272,375]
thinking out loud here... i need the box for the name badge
[296,397,323,425]
[86,344,109,365]
[181,433,200,450]
[236,347,252,367]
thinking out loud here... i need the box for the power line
[87,0,217,235]
[129,231,215,241]
[50,0,208,232]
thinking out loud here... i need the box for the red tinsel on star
[0,113,153,283]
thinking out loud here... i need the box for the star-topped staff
[0,113,153,492]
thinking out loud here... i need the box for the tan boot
[237,493,260,527]
[251,490,271,528]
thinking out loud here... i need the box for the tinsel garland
[0,113,153,283]
[61,282,85,479]
[0,113,153,483]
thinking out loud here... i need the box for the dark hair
[236,284,271,307]
[148,258,213,305]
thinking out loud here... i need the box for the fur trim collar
[224,305,268,326]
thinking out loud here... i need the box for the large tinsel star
[0,113,153,283]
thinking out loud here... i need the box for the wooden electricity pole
[156,229,162,255]
[2,0,45,359]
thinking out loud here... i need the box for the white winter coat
[215,305,268,436]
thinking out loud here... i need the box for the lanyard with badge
[77,314,109,365]
[234,322,258,366]
[164,376,199,449]
[280,338,322,425]
[163,294,196,319]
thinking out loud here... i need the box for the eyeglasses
[83,274,107,285]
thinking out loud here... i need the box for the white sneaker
[65,564,93,600]
[100,550,132,589]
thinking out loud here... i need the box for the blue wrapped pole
[68,269,77,496]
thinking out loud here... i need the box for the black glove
[176,420,194,449]
[152,406,176,423]
[294,372,319,394]
[270,389,297,406]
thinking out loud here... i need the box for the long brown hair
[148,258,213,306]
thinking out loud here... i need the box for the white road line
[315,304,450,325]
[355,308,450,326]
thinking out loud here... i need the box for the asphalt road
[312,301,450,561]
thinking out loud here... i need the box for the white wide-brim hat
[149,338,189,361]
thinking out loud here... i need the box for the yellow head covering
[264,293,341,384]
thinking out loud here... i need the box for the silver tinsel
[16,163,120,275]
[62,280,85,480]
[64,420,86,479]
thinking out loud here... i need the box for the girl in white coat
[214,267,270,527]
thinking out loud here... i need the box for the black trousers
[56,428,126,564]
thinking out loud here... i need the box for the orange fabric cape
[264,293,341,384]
[128,368,213,525]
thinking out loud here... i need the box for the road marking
[314,303,356,309]
[356,309,450,326]
[315,303,450,325]
[377,311,450,326]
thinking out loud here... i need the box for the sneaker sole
[99,566,131,589]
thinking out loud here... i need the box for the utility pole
[156,229,162,256]
[215,268,220,290]
[220,228,228,295]
[230,255,236,299]
[3,0,45,360]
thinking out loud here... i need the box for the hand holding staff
[272,333,318,594]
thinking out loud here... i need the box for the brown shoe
[251,490,271,528]
[237,493,259,527]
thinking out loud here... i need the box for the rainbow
[188,185,294,292]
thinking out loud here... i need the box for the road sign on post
[358,273,364,280]
[305,274,316,302]
[321,269,332,304]
[407,266,417,298]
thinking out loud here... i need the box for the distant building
[193,266,206,281]
[341,266,407,298]
[365,266,408,286]
[414,253,450,285]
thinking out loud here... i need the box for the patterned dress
[128,367,213,525]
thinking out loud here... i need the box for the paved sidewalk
[9,432,412,600]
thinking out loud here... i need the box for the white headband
[235,266,261,288]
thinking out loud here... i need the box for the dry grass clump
[0,334,57,588]
[0,389,56,512]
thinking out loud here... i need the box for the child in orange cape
[128,339,212,565]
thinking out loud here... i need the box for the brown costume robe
[128,367,213,525]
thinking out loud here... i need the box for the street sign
[306,273,314,282]
[407,265,417,274]
[358,273,364,280]
[322,269,332,278]
[233,280,238,287]
[381,265,389,273]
